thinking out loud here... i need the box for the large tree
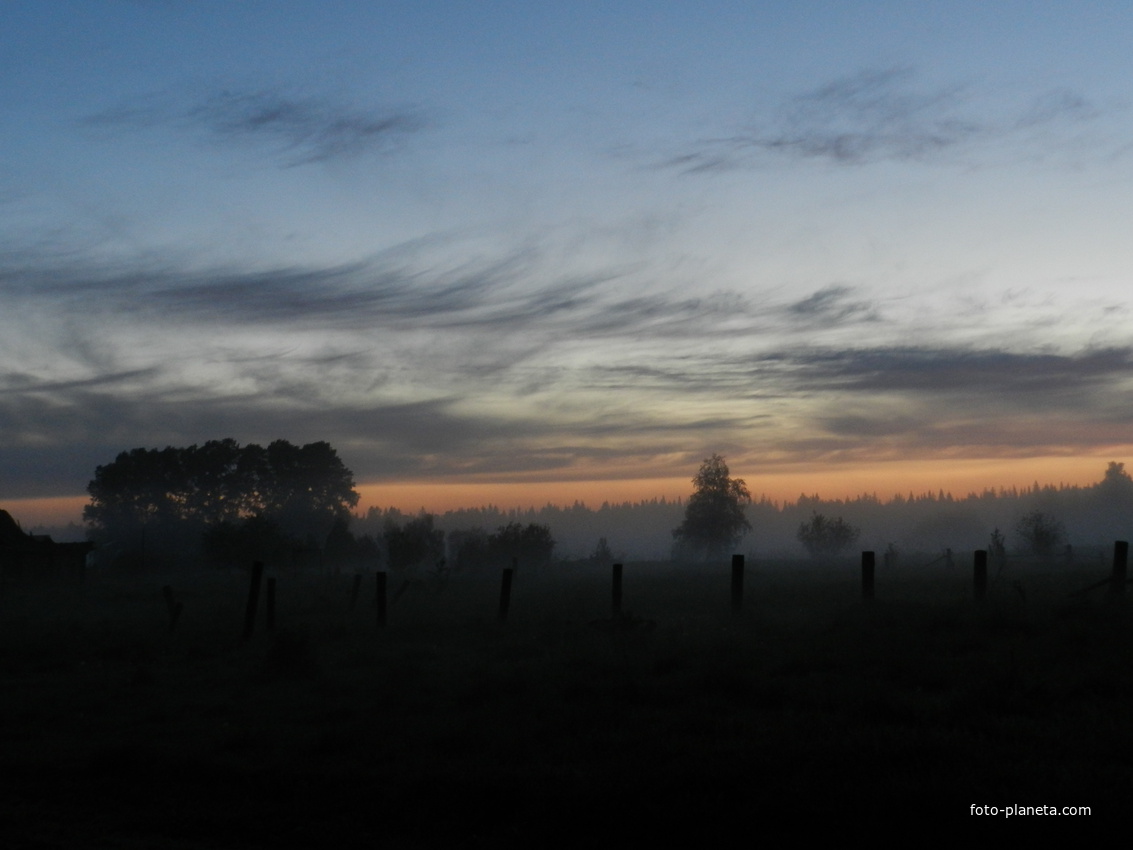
[85,439,358,565]
[672,454,752,560]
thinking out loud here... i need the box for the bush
[383,513,444,571]
[796,512,860,558]
[1015,511,1066,558]
[449,527,489,572]
[487,522,555,567]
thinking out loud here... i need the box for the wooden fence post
[973,550,988,601]
[861,551,875,601]
[242,561,264,640]
[498,567,514,623]
[731,554,744,616]
[612,563,623,618]
[1111,541,1128,597]
[349,573,362,611]
[376,571,387,629]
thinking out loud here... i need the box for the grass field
[1,555,1126,844]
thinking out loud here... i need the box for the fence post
[266,577,276,632]
[376,571,387,629]
[731,554,744,616]
[242,561,264,640]
[1111,541,1128,597]
[612,563,623,618]
[973,550,988,602]
[861,551,875,601]
[498,567,514,623]
[349,573,362,611]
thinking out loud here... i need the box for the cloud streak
[772,345,1133,396]
[86,87,425,166]
[667,67,1101,171]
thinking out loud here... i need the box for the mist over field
[362,463,1133,562]
[25,461,1130,567]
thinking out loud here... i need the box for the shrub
[1015,511,1066,558]
[797,512,860,558]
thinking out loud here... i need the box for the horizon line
[6,461,1122,530]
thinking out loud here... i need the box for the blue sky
[4,1,1133,520]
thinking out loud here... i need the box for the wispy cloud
[787,285,880,325]
[777,345,1133,397]
[4,240,1133,497]
[667,67,1100,171]
[85,87,425,166]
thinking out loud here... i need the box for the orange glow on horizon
[356,454,1124,513]
[5,454,1126,528]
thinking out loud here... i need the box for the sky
[4,1,1133,526]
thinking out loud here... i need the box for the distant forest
[30,462,1133,563]
[353,462,1133,562]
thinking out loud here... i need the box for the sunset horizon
[7,451,1129,531]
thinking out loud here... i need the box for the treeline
[353,498,688,563]
[35,440,1133,568]
[769,462,1133,557]
[358,462,1133,561]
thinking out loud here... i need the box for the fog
[347,462,1133,565]
[23,462,1132,569]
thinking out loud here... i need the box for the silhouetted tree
[487,522,555,567]
[796,511,860,557]
[323,516,379,570]
[1098,461,1133,498]
[254,440,358,541]
[589,537,614,565]
[672,454,751,560]
[1015,510,1067,558]
[383,513,445,571]
[448,527,490,572]
[85,438,358,567]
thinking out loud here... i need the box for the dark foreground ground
[1,558,1128,845]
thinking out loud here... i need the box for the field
[1,555,1128,845]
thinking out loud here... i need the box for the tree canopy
[672,454,751,560]
[85,439,358,564]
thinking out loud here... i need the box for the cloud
[85,87,425,166]
[4,237,1133,500]
[667,67,1100,171]
[1015,89,1097,128]
[1,250,772,351]
[0,368,160,396]
[760,67,980,164]
[787,285,880,325]
[776,346,1133,397]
